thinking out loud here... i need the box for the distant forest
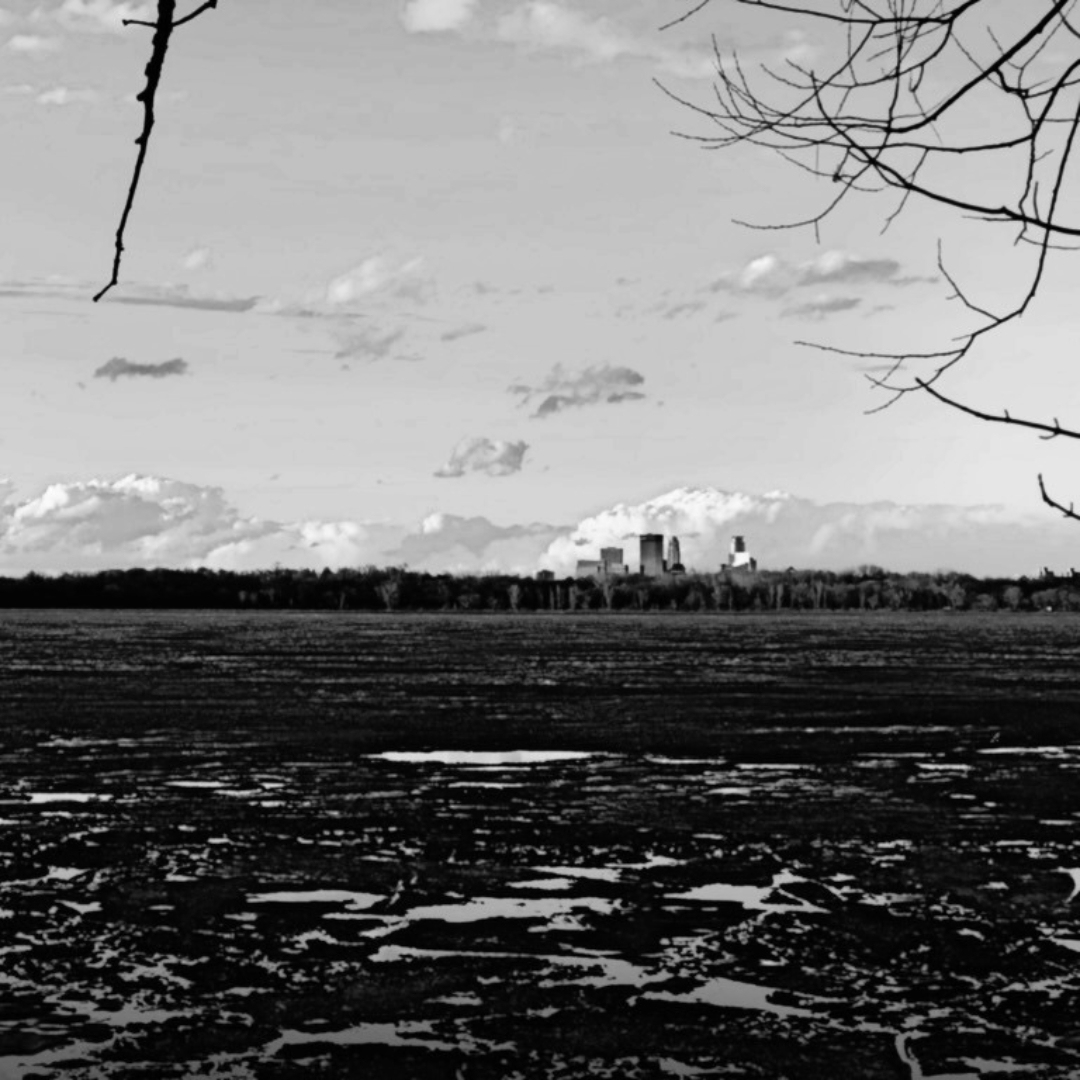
[1,566,1078,612]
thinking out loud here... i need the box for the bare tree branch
[1039,473,1080,520]
[668,0,1080,518]
[94,0,218,303]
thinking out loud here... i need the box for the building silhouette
[729,535,757,572]
[667,536,685,574]
[575,545,630,578]
[639,533,665,577]
[572,532,757,579]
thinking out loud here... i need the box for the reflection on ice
[644,975,820,1018]
[977,745,1074,757]
[533,865,622,883]
[406,895,618,923]
[669,872,831,914]
[265,1019,511,1055]
[510,878,575,891]
[372,750,597,765]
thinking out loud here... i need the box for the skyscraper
[729,535,753,569]
[600,547,624,568]
[640,533,665,577]
[667,536,682,570]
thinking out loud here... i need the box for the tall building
[729,535,755,570]
[600,546,624,568]
[667,536,682,570]
[640,533,665,577]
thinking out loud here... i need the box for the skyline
[4,1,1080,576]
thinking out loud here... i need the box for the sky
[3,0,1080,576]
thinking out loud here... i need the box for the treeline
[1,565,1078,612]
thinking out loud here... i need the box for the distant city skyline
[3,1,1079,576]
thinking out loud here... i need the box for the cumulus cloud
[36,85,95,104]
[1,475,1074,578]
[0,473,559,575]
[710,250,934,298]
[781,296,861,320]
[0,476,273,572]
[509,363,646,418]
[434,437,529,478]
[49,0,154,33]
[540,486,1070,577]
[8,34,60,53]
[324,256,433,308]
[401,0,477,33]
[496,2,713,78]
[386,512,566,575]
[93,356,188,381]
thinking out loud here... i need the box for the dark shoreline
[2,563,1078,614]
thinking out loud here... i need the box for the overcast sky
[3,0,1079,575]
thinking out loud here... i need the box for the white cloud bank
[401,0,478,33]
[496,2,714,78]
[0,477,1075,578]
[542,487,1075,577]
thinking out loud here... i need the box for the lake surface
[2,610,1080,1078]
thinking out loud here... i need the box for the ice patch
[532,865,621,883]
[644,975,819,1017]
[372,750,597,765]
[668,871,831,914]
[406,895,617,923]
[27,792,112,804]
[510,878,575,891]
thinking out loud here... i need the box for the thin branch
[915,379,1080,440]
[94,0,218,302]
[1039,473,1080,520]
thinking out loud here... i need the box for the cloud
[540,485,1078,577]
[332,325,407,361]
[0,473,559,575]
[1,475,1075,578]
[93,356,188,381]
[434,437,529,478]
[182,246,213,271]
[324,256,433,308]
[401,0,478,33]
[509,363,646,418]
[495,2,714,78]
[49,0,154,33]
[0,475,276,572]
[110,284,258,313]
[440,322,487,343]
[660,300,707,319]
[0,277,258,313]
[36,85,95,105]
[8,34,61,53]
[781,296,861,320]
[709,250,935,299]
[386,512,566,574]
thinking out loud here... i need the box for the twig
[94,0,219,302]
